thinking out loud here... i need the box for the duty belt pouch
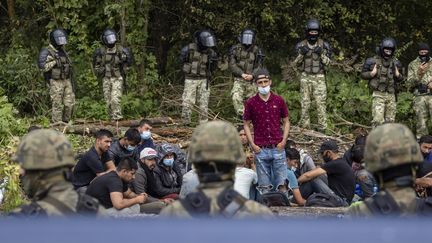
[182,63,191,74]
[51,68,61,80]
[260,191,291,207]
[191,62,199,75]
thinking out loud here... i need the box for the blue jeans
[255,148,288,193]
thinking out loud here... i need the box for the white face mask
[258,86,270,95]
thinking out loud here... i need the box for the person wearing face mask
[293,19,332,131]
[243,68,291,198]
[361,37,403,127]
[407,43,432,139]
[284,148,306,206]
[229,29,265,118]
[298,140,355,206]
[38,28,75,123]
[133,119,156,162]
[152,144,183,199]
[108,128,141,166]
[93,28,133,121]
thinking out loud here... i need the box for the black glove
[299,45,309,55]
[314,46,323,55]
[418,84,429,94]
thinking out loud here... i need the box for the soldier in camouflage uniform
[93,28,133,120]
[293,19,331,130]
[38,29,75,123]
[407,43,432,139]
[180,30,218,124]
[229,29,264,117]
[361,37,403,127]
[160,121,274,218]
[10,129,99,217]
[349,123,432,217]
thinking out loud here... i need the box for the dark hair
[354,135,367,146]
[285,148,300,160]
[237,125,244,133]
[286,139,296,148]
[419,135,432,145]
[95,129,113,139]
[139,119,152,127]
[116,156,138,171]
[351,145,365,164]
[124,128,141,145]
[27,125,41,133]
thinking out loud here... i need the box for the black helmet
[305,19,320,43]
[379,37,396,58]
[49,29,67,47]
[101,28,117,47]
[196,30,216,49]
[239,29,255,45]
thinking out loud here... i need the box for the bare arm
[110,191,146,210]
[244,120,260,153]
[277,116,290,150]
[415,177,432,188]
[292,188,306,206]
[298,167,326,184]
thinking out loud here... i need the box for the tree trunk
[120,0,127,46]
[7,0,16,27]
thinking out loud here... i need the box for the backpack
[260,191,291,207]
[305,193,345,207]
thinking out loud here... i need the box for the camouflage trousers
[49,79,75,123]
[102,76,123,120]
[181,78,210,124]
[231,77,257,116]
[413,95,432,139]
[371,91,396,127]
[299,72,328,129]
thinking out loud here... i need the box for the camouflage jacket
[160,182,274,218]
[348,186,418,217]
[407,58,432,94]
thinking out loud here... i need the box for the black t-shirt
[72,146,111,188]
[321,158,356,202]
[86,171,128,209]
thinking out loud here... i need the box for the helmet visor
[241,33,254,45]
[105,34,117,45]
[56,36,67,46]
[202,35,216,48]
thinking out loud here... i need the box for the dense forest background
[1,0,432,211]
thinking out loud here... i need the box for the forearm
[243,121,255,146]
[415,178,432,187]
[293,54,304,66]
[113,197,140,210]
[282,119,290,143]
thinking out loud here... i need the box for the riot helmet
[188,121,245,183]
[101,28,117,48]
[196,30,216,49]
[418,43,430,63]
[49,29,67,48]
[305,19,320,44]
[239,29,255,46]
[379,37,396,59]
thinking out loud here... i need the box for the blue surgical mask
[290,167,297,172]
[258,86,270,95]
[163,158,174,167]
[140,131,152,140]
[126,145,136,152]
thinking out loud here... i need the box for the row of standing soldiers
[39,19,432,138]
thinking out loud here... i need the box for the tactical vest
[100,45,124,78]
[233,44,260,74]
[47,46,71,80]
[369,56,396,93]
[182,43,209,77]
[301,39,325,74]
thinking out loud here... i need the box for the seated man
[153,144,183,198]
[343,135,367,166]
[416,135,432,197]
[133,119,156,162]
[132,148,171,214]
[351,144,377,200]
[86,156,146,215]
[73,129,115,192]
[108,128,141,166]
[284,148,306,206]
[286,140,316,175]
[298,140,356,206]
[234,157,258,199]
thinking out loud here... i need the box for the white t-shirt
[234,167,258,199]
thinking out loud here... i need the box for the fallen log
[272,206,348,218]
[71,117,175,127]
